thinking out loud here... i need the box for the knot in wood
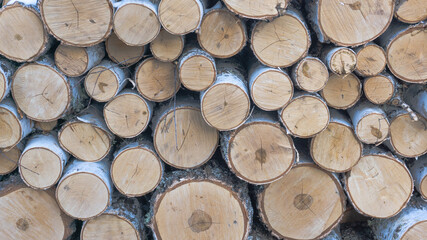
[188,209,213,233]
[293,193,313,210]
[16,218,29,231]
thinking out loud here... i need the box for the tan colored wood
[322,47,357,75]
[54,45,88,77]
[40,0,113,46]
[198,8,246,58]
[158,0,204,35]
[150,29,184,62]
[258,163,345,240]
[251,9,310,68]
[0,107,22,149]
[395,0,427,23]
[222,0,288,19]
[346,152,413,218]
[364,75,395,104]
[321,73,361,109]
[292,56,329,92]
[0,145,21,175]
[0,1,50,62]
[355,44,386,77]
[356,113,389,144]
[105,32,145,66]
[402,221,427,239]
[82,214,138,240]
[135,57,179,102]
[279,93,329,138]
[34,120,57,132]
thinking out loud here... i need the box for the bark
[409,155,427,200]
[404,84,427,119]
[0,56,17,102]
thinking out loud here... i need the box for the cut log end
[158,0,203,35]
[179,53,216,91]
[395,0,427,24]
[364,75,395,104]
[222,0,288,19]
[34,120,58,132]
[85,66,121,103]
[321,73,361,109]
[355,113,389,144]
[150,29,184,62]
[82,214,139,240]
[54,45,89,77]
[293,57,329,92]
[329,48,357,75]
[355,44,386,77]
[0,145,21,175]
[105,32,145,66]
[0,107,22,149]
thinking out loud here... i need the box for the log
[344,146,413,218]
[363,73,398,105]
[54,43,105,78]
[0,143,22,175]
[84,60,130,103]
[353,43,387,77]
[222,0,288,19]
[111,137,163,197]
[0,0,51,62]
[291,56,329,93]
[257,154,346,240]
[58,106,113,162]
[220,110,295,184]
[39,0,113,47]
[395,0,427,24]
[150,28,184,62]
[148,163,253,240]
[0,174,75,240]
[105,32,146,66]
[0,56,17,102]
[310,109,362,173]
[0,97,33,149]
[347,100,390,144]
[200,59,250,131]
[409,155,427,200]
[178,44,216,91]
[152,96,219,169]
[249,61,293,111]
[378,21,427,83]
[320,46,357,75]
[404,84,427,119]
[320,73,362,110]
[34,120,58,132]
[19,133,69,190]
[103,89,153,138]
[370,196,427,239]
[306,0,394,46]
[112,0,161,46]
[56,158,113,220]
[81,195,145,240]
[135,57,180,102]
[279,91,329,138]
[198,3,247,59]
[251,7,310,68]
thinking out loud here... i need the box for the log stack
[0,0,426,239]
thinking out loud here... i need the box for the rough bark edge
[409,155,427,200]
[0,56,17,102]
[353,43,387,77]
[404,84,427,119]
[291,56,328,92]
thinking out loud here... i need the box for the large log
[363,73,398,105]
[0,0,51,62]
[220,110,295,184]
[150,28,184,62]
[39,0,113,47]
[320,46,356,75]
[222,0,288,19]
[395,0,427,24]
[291,56,329,93]
[0,143,22,175]
[0,56,17,102]
[0,174,75,239]
[409,155,427,200]
[353,43,387,77]
[105,32,146,66]
[320,73,362,110]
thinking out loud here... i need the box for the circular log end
[158,0,203,35]
[54,44,89,77]
[150,29,184,62]
[105,32,145,66]
[82,214,139,240]
[180,55,216,91]
[0,107,22,149]
[295,57,329,92]
[321,73,361,109]
[356,113,389,144]
[0,145,20,174]
[355,45,386,77]
[364,75,394,105]
[390,113,427,158]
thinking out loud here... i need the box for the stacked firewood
[0,0,426,239]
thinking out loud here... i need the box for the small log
[58,106,113,162]
[200,59,250,131]
[150,29,184,62]
[0,56,17,102]
[291,56,329,93]
[81,195,145,240]
[152,96,219,169]
[409,155,427,200]
[56,158,113,220]
[0,0,51,62]
[321,46,356,75]
[251,7,310,68]
[105,32,146,66]
[347,100,390,144]
[370,196,427,239]
[404,84,427,119]
[344,146,413,218]
[111,137,163,197]
[222,0,288,19]
[306,0,394,46]
[39,0,113,47]
[220,110,295,184]
[378,21,427,83]
[0,174,75,239]
[84,60,130,103]
[178,44,216,91]
[198,3,247,58]
[54,43,105,77]
[395,0,427,24]
[279,91,329,138]
[34,120,58,132]
[0,144,22,175]
[353,43,387,77]
[310,109,362,173]
[320,73,362,110]
[363,73,398,105]
[257,154,346,240]
[112,0,161,46]
[0,98,33,149]
[249,61,293,111]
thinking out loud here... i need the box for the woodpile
[0,0,426,239]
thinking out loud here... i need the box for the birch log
[320,73,362,109]
[34,120,57,132]
[0,56,17,102]
[0,144,22,175]
[404,84,427,119]
[345,146,413,218]
[353,43,387,77]
[409,155,427,200]
[56,158,113,220]
[321,46,356,75]
[364,73,398,105]
[0,174,75,240]
[19,133,69,190]
[291,56,329,93]
[105,32,146,66]
[39,0,113,47]
[395,0,427,24]
[222,0,288,19]
[150,29,184,62]
[0,0,51,62]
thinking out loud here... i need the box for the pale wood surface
[34,120,57,132]
[321,73,361,109]
[150,29,184,62]
[364,74,395,104]
[82,214,138,240]
[105,32,145,66]
[291,56,329,92]
[354,43,386,77]
[322,47,357,75]
[222,0,288,19]
[158,0,204,35]
[0,57,16,102]
[0,145,21,175]
[395,0,427,23]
